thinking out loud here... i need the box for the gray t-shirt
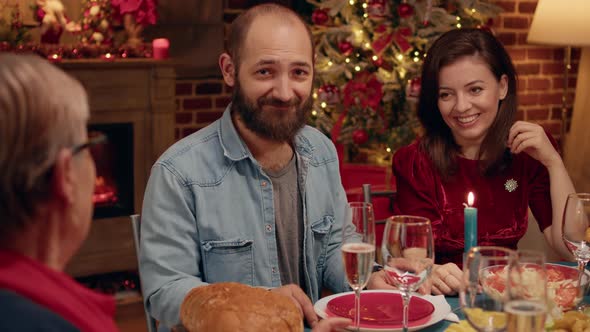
[264,155,304,287]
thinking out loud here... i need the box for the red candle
[152,38,170,60]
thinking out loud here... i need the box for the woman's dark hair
[418,28,517,178]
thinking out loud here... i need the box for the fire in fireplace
[88,123,134,219]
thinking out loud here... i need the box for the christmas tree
[307,0,501,163]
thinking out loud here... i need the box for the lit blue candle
[464,192,478,253]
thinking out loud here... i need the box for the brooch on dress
[504,178,518,192]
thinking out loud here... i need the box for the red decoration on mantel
[0,42,153,60]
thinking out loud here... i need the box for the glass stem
[354,287,361,332]
[577,259,588,289]
[402,291,411,332]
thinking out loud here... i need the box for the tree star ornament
[504,179,518,192]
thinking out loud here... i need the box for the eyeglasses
[71,133,107,155]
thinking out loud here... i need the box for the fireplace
[89,123,134,219]
[59,59,176,279]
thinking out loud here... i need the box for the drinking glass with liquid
[341,202,376,331]
[506,250,548,332]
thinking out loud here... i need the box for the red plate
[326,292,435,325]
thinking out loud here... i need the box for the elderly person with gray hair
[0,54,118,332]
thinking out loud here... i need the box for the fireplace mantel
[58,59,175,278]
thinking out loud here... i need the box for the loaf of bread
[180,282,304,332]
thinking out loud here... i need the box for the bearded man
[139,3,388,331]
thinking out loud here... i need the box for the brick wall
[491,0,579,145]
[174,0,578,144]
[173,0,246,140]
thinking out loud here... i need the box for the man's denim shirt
[139,106,350,328]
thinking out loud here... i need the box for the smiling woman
[391,28,576,297]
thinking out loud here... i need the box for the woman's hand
[430,263,462,295]
[366,268,432,295]
[508,121,562,169]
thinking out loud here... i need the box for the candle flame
[467,192,474,206]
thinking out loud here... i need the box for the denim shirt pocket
[310,215,334,269]
[201,239,254,285]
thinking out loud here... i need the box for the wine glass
[506,250,548,332]
[562,193,590,291]
[381,215,434,332]
[460,246,516,332]
[342,202,376,331]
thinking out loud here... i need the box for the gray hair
[0,54,89,232]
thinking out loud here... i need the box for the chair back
[130,214,158,332]
[362,184,397,265]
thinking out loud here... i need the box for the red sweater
[0,250,119,332]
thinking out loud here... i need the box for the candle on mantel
[152,38,170,60]
[47,53,62,63]
[464,192,478,253]
[101,52,115,62]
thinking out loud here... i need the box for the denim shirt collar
[218,104,315,162]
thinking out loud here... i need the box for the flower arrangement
[307,0,501,160]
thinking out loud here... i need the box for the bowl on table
[481,263,589,314]
[545,263,589,312]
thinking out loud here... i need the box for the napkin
[425,295,460,323]
[419,294,459,323]
[444,312,461,323]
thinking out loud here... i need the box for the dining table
[306,261,590,332]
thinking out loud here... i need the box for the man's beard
[231,81,312,143]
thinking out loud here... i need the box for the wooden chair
[362,184,397,265]
[130,214,158,332]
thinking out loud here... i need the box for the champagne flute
[461,246,516,332]
[381,215,434,332]
[506,250,548,332]
[562,193,590,292]
[342,202,376,331]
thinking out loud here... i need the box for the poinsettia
[343,71,383,111]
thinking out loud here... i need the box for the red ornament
[318,84,341,105]
[372,55,383,67]
[397,3,414,19]
[352,129,369,145]
[407,77,422,98]
[367,0,389,19]
[312,8,329,26]
[0,42,10,52]
[338,41,353,56]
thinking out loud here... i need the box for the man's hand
[271,284,319,328]
[366,270,395,290]
[312,317,352,332]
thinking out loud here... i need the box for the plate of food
[481,263,590,312]
[314,290,451,332]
